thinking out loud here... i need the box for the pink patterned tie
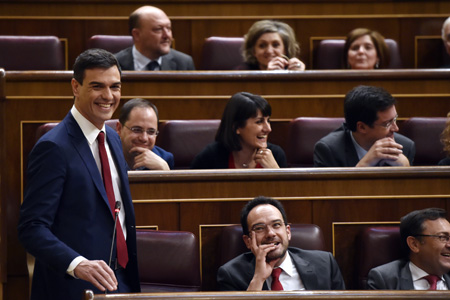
[271,268,284,290]
[98,132,128,268]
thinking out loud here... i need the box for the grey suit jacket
[115,47,195,70]
[313,124,416,167]
[368,259,450,290]
[217,247,345,291]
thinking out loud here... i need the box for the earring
[375,61,380,69]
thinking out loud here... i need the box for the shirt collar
[132,45,163,71]
[71,105,106,145]
[278,251,296,277]
[409,261,445,282]
[349,131,367,161]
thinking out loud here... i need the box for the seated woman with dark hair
[343,28,390,70]
[191,92,287,169]
[236,20,305,71]
[439,112,450,165]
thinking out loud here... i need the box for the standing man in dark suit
[116,98,174,170]
[18,49,140,300]
[368,208,450,290]
[314,85,415,167]
[115,5,195,71]
[217,196,345,291]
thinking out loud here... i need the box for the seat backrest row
[136,224,401,291]
[34,117,448,169]
[1,35,406,70]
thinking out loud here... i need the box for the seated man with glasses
[314,85,415,167]
[116,98,174,170]
[368,208,450,290]
[217,196,345,291]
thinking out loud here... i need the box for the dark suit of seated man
[116,98,174,170]
[314,85,415,167]
[115,6,195,71]
[368,208,450,290]
[217,196,345,291]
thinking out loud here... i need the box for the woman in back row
[191,92,287,169]
[344,28,390,70]
[236,20,305,71]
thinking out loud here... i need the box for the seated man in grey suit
[368,208,450,290]
[217,196,345,291]
[115,6,195,71]
[116,98,174,170]
[314,85,415,167]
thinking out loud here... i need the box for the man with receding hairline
[115,5,195,71]
[217,196,345,291]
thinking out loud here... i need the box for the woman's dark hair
[215,92,271,151]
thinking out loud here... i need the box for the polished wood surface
[2,0,450,17]
[0,15,448,68]
[5,70,450,120]
[82,289,450,300]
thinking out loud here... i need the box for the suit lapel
[64,114,110,210]
[344,129,361,166]
[290,250,318,290]
[160,52,175,70]
[399,262,415,289]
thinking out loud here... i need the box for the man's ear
[71,78,80,98]
[286,224,291,241]
[356,121,372,134]
[116,122,122,135]
[243,235,251,250]
[131,28,140,41]
[407,236,421,253]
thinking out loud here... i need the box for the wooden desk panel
[82,290,450,300]
[5,70,450,120]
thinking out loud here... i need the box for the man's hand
[130,146,170,170]
[357,137,409,167]
[74,260,118,292]
[246,231,280,291]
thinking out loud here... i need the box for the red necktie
[98,132,128,268]
[423,274,440,290]
[271,268,284,291]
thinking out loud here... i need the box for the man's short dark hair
[216,92,271,152]
[73,48,121,85]
[119,98,159,125]
[400,207,447,254]
[240,196,288,236]
[344,85,396,131]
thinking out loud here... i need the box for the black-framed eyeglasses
[251,221,285,234]
[374,114,398,129]
[414,234,450,243]
[124,125,158,136]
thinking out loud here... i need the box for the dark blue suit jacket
[18,112,140,300]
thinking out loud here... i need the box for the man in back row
[217,196,345,291]
[314,85,415,167]
[116,98,174,170]
[115,5,195,71]
[368,208,450,290]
